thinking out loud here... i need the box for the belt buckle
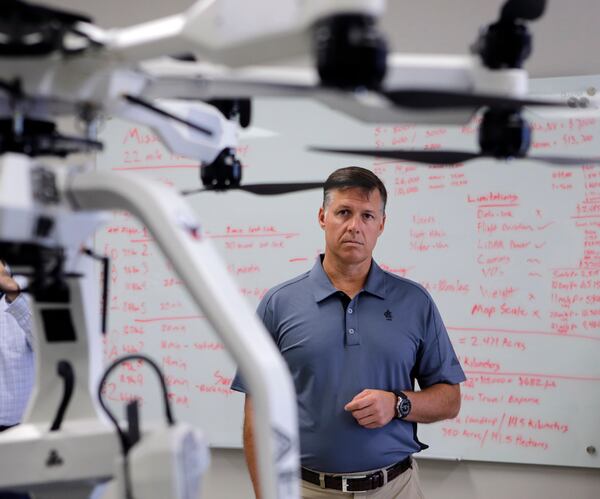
[341,474,366,493]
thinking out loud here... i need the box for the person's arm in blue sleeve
[345,295,465,428]
[403,296,465,423]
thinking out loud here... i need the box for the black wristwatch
[395,391,411,419]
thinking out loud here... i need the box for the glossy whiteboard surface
[96,75,600,467]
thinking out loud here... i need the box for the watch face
[397,395,411,418]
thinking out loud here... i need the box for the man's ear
[378,213,386,236]
[318,206,326,230]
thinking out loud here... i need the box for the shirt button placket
[346,301,360,345]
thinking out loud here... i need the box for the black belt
[301,456,412,493]
[0,424,17,432]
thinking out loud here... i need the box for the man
[231,167,466,498]
[0,259,34,432]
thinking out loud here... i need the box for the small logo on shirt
[384,309,393,321]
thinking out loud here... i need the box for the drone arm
[112,98,237,165]
[383,53,475,92]
[383,53,527,95]
[106,0,385,66]
[141,54,479,100]
[140,53,526,126]
[68,171,300,499]
[141,60,319,101]
[105,14,189,64]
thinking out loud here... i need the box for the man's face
[318,187,386,266]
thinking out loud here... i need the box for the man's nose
[347,216,361,231]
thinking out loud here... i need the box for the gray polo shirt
[231,257,465,473]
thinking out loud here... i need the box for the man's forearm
[402,383,461,423]
[243,397,262,499]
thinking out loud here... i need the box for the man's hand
[344,389,397,429]
[0,261,20,303]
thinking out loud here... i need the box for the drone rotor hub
[313,14,387,91]
[200,148,242,191]
[478,109,531,159]
[474,21,532,69]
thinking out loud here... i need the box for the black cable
[82,247,110,334]
[97,354,176,499]
[97,353,175,451]
[50,360,75,431]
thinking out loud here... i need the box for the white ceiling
[46,0,599,78]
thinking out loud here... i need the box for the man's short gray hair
[323,166,387,213]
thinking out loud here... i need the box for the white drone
[0,1,589,499]
[140,0,599,171]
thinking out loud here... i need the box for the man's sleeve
[415,297,466,388]
[230,293,276,394]
[5,294,33,348]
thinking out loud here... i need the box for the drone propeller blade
[3,0,91,25]
[383,89,565,110]
[182,182,323,196]
[526,155,600,166]
[310,146,480,165]
[500,0,546,23]
[237,182,324,195]
[312,146,600,168]
[123,95,213,137]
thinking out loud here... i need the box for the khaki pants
[301,459,425,499]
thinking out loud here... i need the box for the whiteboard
[95,74,600,468]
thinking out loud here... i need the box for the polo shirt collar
[309,255,387,302]
[363,259,387,299]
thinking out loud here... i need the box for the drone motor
[0,0,94,56]
[472,0,546,69]
[313,14,387,91]
[200,148,242,191]
[478,108,531,159]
